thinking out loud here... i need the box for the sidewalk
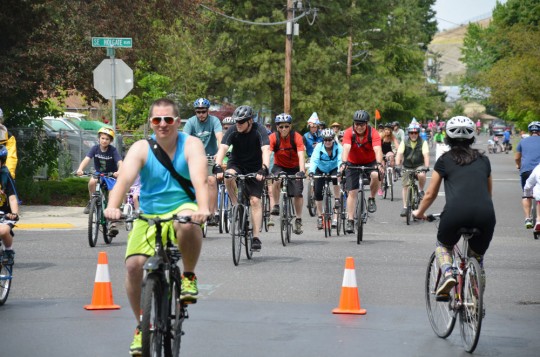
[16,205,88,230]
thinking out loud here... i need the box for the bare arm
[261,145,270,170]
[76,157,91,175]
[8,194,19,219]
[514,152,521,170]
[373,145,383,164]
[185,136,210,219]
[341,143,351,167]
[215,132,223,155]
[298,150,306,172]
[214,143,230,167]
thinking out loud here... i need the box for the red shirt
[269,131,305,168]
[342,126,381,164]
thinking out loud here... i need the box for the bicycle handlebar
[116,212,200,225]
[224,173,258,179]
[75,171,116,178]
[426,213,440,222]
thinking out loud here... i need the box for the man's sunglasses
[236,118,249,125]
[324,138,333,142]
[353,122,367,126]
[195,110,208,114]
[150,116,177,125]
[278,125,290,129]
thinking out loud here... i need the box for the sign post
[92,37,133,147]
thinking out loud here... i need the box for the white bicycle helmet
[321,128,334,139]
[528,121,540,132]
[446,116,475,139]
[222,116,235,125]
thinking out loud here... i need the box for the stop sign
[93,59,134,99]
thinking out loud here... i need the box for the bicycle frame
[402,168,428,225]
[345,166,376,244]
[275,172,300,246]
[312,174,338,237]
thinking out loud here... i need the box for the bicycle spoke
[459,258,484,353]
[425,252,456,338]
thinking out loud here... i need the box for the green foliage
[17,177,89,206]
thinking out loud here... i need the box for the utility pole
[346,0,355,80]
[284,0,294,113]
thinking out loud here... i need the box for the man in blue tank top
[105,98,209,356]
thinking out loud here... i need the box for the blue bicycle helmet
[193,98,210,109]
[275,113,292,124]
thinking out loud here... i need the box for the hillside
[428,18,491,82]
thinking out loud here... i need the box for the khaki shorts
[125,202,198,259]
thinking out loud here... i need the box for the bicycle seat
[458,227,482,239]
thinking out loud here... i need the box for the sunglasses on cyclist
[323,138,334,142]
[236,118,249,125]
[353,122,367,127]
[150,116,177,125]
[278,125,290,129]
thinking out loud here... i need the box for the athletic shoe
[252,237,262,251]
[267,218,275,227]
[331,219,337,228]
[334,199,341,209]
[534,222,540,232]
[270,205,280,216]
[346,219,354,233]
[317,216,323,230]
[2,250,15,265]
[108,223,119,237]
[129,326,142,356]
[367,198,377,213]
[436,275,457,296]
[400,208,407,217]
[293,218,303,234]
[180,274,198,302]
[525,218,533,229]
[83,200,91,214]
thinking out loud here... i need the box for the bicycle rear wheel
[231,205,243,266]
[262,190,270,232]
[425,252,456,338]
[340,193,347,235]
[218,186,225,234]
[245,227,253,260]
[141,274,165,357]
[459,257,484,353]
[102,197,112,244]
[88,198,100,247]
[168,268,185,357]
[388,169,394,201]
[0,262,12,305]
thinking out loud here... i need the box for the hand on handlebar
[412,209,426,220]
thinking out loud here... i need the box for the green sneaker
[181,274,198,303]
[129,326,142,356]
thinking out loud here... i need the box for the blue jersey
[309,142,343,174]
[304,131,323,157]
[183,115,222,156]
[140,133,194,214]
[517,135,540,174]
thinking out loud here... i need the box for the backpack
[351,126,372,148]
[272,131,297,153]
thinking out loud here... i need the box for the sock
[183,272,195,279]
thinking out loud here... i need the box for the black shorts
[313,168,338,201]
[521,170,532,190]
[271,165,304,197]
[345,161,377,191]
[226,164,264,199]
[437,209,496,255]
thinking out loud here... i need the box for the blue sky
[434,0,508,31]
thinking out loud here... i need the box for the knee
[125,259,143,279]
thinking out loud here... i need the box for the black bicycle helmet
[353,110,370,123]
[232,105,253,121]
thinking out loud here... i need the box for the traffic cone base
[84,251,121,310]
[332,257,366,315]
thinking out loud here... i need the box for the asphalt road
[1,135,539,357]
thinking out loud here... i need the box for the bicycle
[120,212,198,357]
[402,168,429,225]
[123,187,136,232]
[217,177,230,234]
[260,179,271,232]
[82,172,116,247]
[337,176,348,236]
[0,212,17,306]
[306,176,317,217]
[381,156,395,201]
[524,195,539,240]
[345,165,377,244]
[225,172,256,266]
[424,213,485,353]
[275,172,304,246]
[312,173,338,238]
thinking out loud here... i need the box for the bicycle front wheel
[218,186,225,234]
[141,274,165,357]
[0,263,12,305]
[406,186,414,225]
[459,257,484,353]
[123,203,133,231]
[262,191,270,232]
[231,205,243,266]
[425,252,456,338]
[280,194,290,246]
[388,169,394,201]
[87,198,100,247]
[307,182,316,217]
[356,190,365,244]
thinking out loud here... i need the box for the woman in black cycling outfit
[413,116,496,295]
[379,123,399,195]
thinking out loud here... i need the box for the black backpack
[272,131,297,153]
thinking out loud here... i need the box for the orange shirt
[269,131,305,168]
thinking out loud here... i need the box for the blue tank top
[140,133,194,214]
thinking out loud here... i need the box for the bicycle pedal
[435,294,450,302]
[182,299,197,305]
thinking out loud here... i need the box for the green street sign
[92,37,132,48]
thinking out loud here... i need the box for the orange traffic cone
[332,257,366,315]
[84,251,121,310]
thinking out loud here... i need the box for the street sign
[93,59,134,99]
[92,37,132,48]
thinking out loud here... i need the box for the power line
[199,4,313,26]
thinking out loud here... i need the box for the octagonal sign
[93,59,134,99]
